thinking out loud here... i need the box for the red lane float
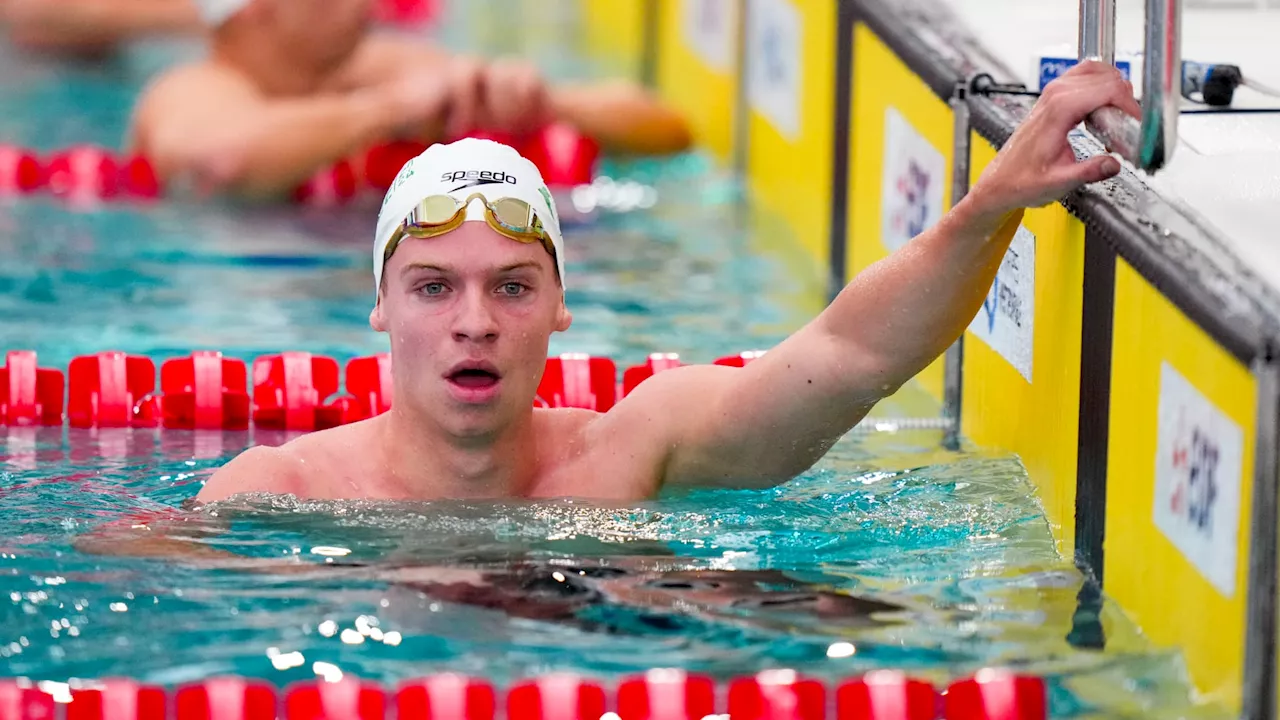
[293,159,358,207]
[621,353,682,396]
[345,353,393,422]
[251,352,347,431]
[0,680,55,720]
[396,675,495,720]
[617,670,714,720]
[0,146,158,201]
[375,0,440,26]
[944,671,1046,720]
[174,678,277,720]
[2,672,1050,720]
[728,671,825,720]
[536,354,617,411]
[0,145,43,194]
[160,352,251,430]
[68,352,159,429]
[45,145,120,200]
[1,350,64,427]
[66,679,166,720]
[0,123,597,208]
[506,675,606,720]
[285,679,386,720]
[362,140,429,192]
[1,348,771,430]
[714,350,767,367]
[519,123,600,189]
[836,671,937,720]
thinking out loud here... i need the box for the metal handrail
[1079,0,1181,172]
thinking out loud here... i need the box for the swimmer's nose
[452,288,499,343]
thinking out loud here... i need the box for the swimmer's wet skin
[189,60,1138,506]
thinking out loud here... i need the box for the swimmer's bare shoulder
[196,444,309,504]
[128,61,259,162]
[196,421,379,504]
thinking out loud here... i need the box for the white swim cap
[373,138,565,297]
[193,0,250,26]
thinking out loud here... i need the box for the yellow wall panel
[655,0,740,165]
[957,135,1086,554]
[578,0,647,79]
[743,0,836,279]
[1106,258,1256,711]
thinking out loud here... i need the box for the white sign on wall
[881,106,946,253]
[1153,361,1244,597]
[967,225,1036,383]
[681,0,736,73]
[746,0,802,141]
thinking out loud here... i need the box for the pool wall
[573,0,1280,715]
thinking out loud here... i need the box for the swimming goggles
[383,193,558,273]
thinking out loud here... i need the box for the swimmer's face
[261,0,374,71]
[371,222,571,437]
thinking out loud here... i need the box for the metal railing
[1079,0,1181,171]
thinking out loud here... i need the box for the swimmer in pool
[127,0,691,200]
[198,60,1140,503]
[0,0,202,55]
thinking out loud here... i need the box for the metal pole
[1078,0,1116,63]
[942,80,971,451]
[1243,350,1280,720]
[1078,0,1180,171]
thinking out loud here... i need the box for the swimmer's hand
[393,56,553,142]
[377,69,454,139]
[967,60,1140,216]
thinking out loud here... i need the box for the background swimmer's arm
[549,81,692,156]
[135,67,437,199]
[616,62,1138,489]
[1,0,201,47]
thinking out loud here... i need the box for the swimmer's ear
[555,301,572,333]
[370,298,388,333]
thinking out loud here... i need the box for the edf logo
[1170,418,1220,535]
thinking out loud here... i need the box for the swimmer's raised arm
[614,61,1140,488]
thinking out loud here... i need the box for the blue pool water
[0,10,1227,719]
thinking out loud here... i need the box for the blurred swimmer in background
[127,0,693,200]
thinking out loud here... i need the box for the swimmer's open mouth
[446,361,502,388]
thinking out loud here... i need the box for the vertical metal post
[1078,0,1181,171]
[827,0,856,298]
[1244,349,1280,720]
[732,0,752,178]
[942,79,971,450]
[640,0,661,89]
[1078,0,1116,63]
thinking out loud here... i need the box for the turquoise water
[0,14,1227,720]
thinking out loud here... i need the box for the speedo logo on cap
[443,170,519,191]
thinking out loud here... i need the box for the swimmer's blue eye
[420,282,447,296]
[500,282,526,297]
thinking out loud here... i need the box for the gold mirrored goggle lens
[385,193,557,270]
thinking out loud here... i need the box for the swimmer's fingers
[1039,66,1142,132]
[444,57,485,139]
[968,63,1134,211]
[483,59,549,135]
